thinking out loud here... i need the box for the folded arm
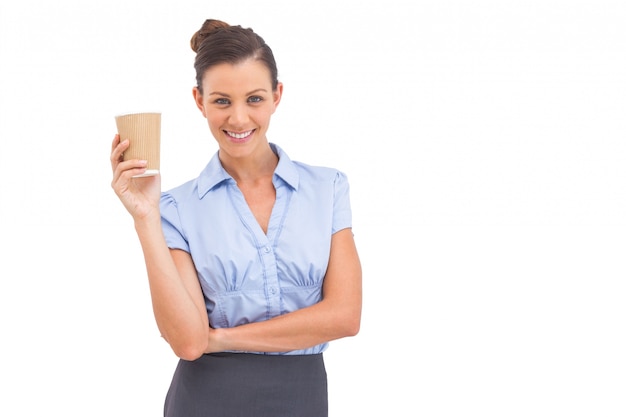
[206,227,362,353]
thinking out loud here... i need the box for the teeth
[227,130,253,139]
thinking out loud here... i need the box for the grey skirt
[163,352,328,417]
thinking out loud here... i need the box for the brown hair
[190,19,279,94]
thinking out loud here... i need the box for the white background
[1,0,625,416]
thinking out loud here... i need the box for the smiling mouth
[225,129,254,139]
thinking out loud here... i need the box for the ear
[192,87,206,117]
[271,82,283,113]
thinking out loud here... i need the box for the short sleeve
[332,171,353,234]
[160,193,190,252]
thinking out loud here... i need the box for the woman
[110,18,362,417]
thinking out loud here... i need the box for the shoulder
[292,160,345,181]
[272,143,348,186]
[162,177,198,200]
[161,150,226,203]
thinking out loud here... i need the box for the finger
[111,161,148,196]
[110,133,120,153]
[110,135,130,167]
[113,159,149,183]
[110,134,123,161]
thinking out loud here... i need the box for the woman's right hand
[110,134,161,221]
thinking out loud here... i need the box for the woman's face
[193,58,282,161]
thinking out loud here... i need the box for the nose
[228,103,249,128]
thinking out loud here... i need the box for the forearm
[209,298,361,353]
[134,216,209,359]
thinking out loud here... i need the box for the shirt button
[270,287,276,294]
[263,246,271,253]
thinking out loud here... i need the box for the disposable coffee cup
[115,112,161,178]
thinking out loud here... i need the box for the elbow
[165,333,208,361]
[338,309,361,338]
[173,342,207,361]
[327,298,361,339]
[344,316,361,337]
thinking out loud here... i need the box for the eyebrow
[208,88,268,97]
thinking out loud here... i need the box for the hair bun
[190,19,230,53]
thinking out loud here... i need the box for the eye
[214,98,230,105]
[248,96,263,103]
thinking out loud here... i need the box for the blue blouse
[160,143,353,355]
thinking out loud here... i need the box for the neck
[220,144,278,184]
